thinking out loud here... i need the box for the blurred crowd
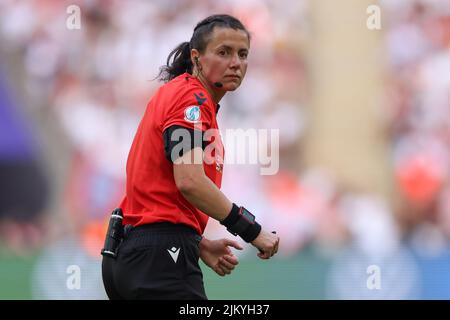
[0,0,450,299]
[383,0,450,249]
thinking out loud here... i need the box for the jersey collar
[184,73,221,115]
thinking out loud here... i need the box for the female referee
[102,14,280,300]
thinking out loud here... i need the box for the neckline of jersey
[184,73,221,114]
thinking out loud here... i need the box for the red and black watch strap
[220,203,261,242]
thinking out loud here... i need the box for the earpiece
[194,56,201,69]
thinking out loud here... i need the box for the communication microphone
[195,57,224,89]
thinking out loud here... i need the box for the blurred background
[1,0,450,299]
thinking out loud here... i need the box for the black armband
[163,125,210,163]
[220,203,261,243]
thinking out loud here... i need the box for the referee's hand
[251,230,280,259]
[199,238,243,276]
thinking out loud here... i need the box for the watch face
[240,207,255,223]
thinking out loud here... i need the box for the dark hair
[157,14,251,82]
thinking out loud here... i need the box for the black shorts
[101,222,207,300]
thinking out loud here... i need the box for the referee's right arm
[173,147,279,259]
[174,146,232,221]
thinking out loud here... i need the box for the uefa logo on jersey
[184,106,201,123]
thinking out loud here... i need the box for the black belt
[124,222,202,242]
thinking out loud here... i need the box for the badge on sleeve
[184,106,201,123]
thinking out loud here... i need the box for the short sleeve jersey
[119,73,224,235]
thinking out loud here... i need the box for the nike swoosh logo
[167,247,180,263]
[194,93,207,106]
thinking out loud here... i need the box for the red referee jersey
[119,73,224,235]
